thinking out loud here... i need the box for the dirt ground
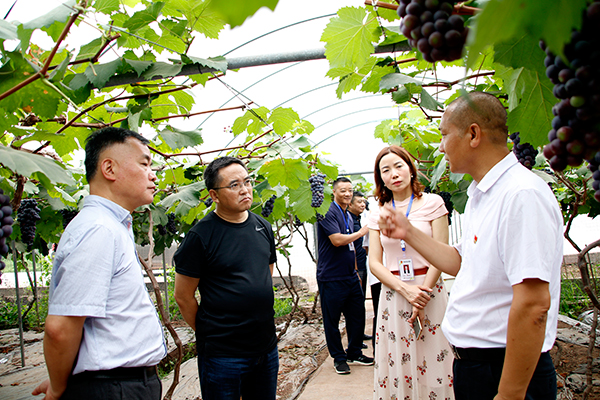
[552,321,600,399]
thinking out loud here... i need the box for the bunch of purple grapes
[438,191,454,225]
[59,208,79,229]
[542,1,600,180]
[309,173,326,208]
[397,0,469,63]
[17,198,40,247]
[261,195,276,218]
[510,132,538,170]
[0,189,14,282]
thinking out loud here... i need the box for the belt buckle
[450,345,461,360]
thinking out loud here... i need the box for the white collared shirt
[49,195,166,373]
[442,153,562,352]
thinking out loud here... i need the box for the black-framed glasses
[213,177,254,191]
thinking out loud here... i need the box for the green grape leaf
[182,55,228,73]
[502,67,554,148]
[84,58,123,88]
[392,86,410,104]
[379,73,422,90]
[159,181,205,208]
[140,62,183,81]
[494,34,546,75]
[23,0,76,30]
[316,159,339,181]
[289,181,315,221]
[75,37,104,60]
[49,51,72,82]
[123,2,166,33]
[420,90,443,112]
[206,0,278,28]
[232,107,269,136]
[0,20,18,40]
[0,146,75,185]
[260,158,309,190]
[467,0,588,69]
[93,0,121,14]
[124,59,153,77]
[321,7,380,70]
[361,63,396,93]
[159,126,203,151]
[268,108,300,135]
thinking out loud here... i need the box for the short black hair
[85,127,149,183]
[351,191,364,203]
[204,156,247,190]
[333,176,352,189]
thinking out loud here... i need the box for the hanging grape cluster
[316,213,325,222]
[0,189,14,282]
[541,1,600,186]
[59,208,79,229]
[309,173,326,208]
[397,0,468,63]
[261,195,276,218]
[438,191,454,225]
[158,213,177,236]
[294,215,303,227]
[204,197,213,208]
[510,132,538,170]
[17,199,40,247]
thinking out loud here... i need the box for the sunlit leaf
[206,0,278,28]
[0,146,75,185]
[159,126,203,151]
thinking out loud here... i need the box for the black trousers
[61,368,162,400]
[318,278,366,363]
[453,351,556,400]
[370,282,381,351]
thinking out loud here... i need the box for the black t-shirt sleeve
[173,230,205,278]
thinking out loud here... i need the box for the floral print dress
[369,194,454,400]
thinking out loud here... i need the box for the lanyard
[392,194,414,252]
[333,201,351,233]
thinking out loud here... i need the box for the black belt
[450,345,506,362]
[72,366,157,381]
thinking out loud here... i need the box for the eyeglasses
[213,177,254,191]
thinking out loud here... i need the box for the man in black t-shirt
[173,157,278,400]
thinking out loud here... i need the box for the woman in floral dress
[369,145,454,400]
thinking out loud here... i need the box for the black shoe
[334,360,351,374]
[347,355,374,366]
[361,343,368,349]
[363,334,373,341]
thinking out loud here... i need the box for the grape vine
[510,132,538,170]
[541,1,600,184]
[0,189,14,282]
[261,195,276,218]
[397,0,469,63]
[17,199,41,247]
[59,208,79,229]
[309,173,326,208]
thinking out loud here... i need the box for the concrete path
[297,302,375,400]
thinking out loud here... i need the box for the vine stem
[0,0,87,102]
[364,0,479,15]
[138,209,182,400]
[577,238,600,310]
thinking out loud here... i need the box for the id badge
[349,242,355,251]
[399,258,414,281]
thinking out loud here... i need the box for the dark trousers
[357,270,367,301]
[453,351,556,400]
[318,277,366,363]
[370,282,381,351]
[197,346,279,400]
[61,368,161,400]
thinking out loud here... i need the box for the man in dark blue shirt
[347,191,373,342]
[317,177,372,375]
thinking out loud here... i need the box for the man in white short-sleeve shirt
[33,127,166,400]
[377,92,562,400]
